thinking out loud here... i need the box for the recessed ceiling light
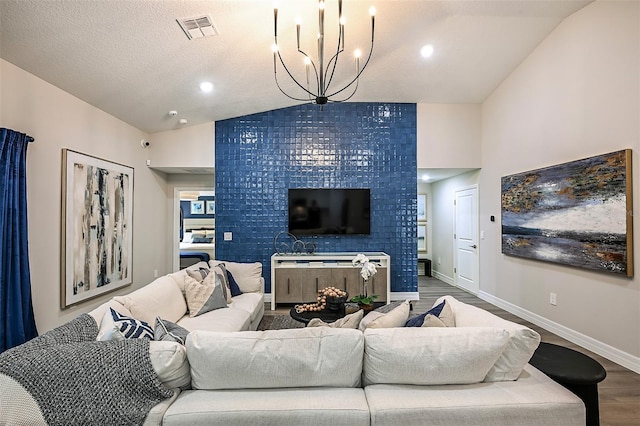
[420,44,434,58]
[200,81,214,93]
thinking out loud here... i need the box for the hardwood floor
[265,275,640,425]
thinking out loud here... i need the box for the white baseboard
[478,290,640,374]
[265,294,272,303]
[390,292,420,301]
[432,271,454,285]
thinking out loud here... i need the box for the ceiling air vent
[177,15,219,40]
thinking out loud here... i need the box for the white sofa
[158,295,585,426]
[88,260,265,334]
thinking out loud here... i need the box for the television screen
[288,188,371,235]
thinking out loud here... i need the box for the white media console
[270,252,391,310]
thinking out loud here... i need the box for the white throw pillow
[308,310,364,329]
[149,341,191,389]
[364,300,411,329]
[358,311,385,332]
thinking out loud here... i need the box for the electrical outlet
[224,232,233,241]
[550,292,557,306]
[153,269,158,278]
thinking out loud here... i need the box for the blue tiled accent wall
[215,102,417,295]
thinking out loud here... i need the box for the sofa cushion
[149,341,191,389]
[163,388,371,426]
[363,327,509,386]
[436,295,541,381]
[187,328,364,390]
[227,292,264,323]
[88,298,132,326]
[97,308,154,341]
[114,276,187,325]
[210,260,262,293]
[364,364,585,426]
[183,272,227,317]
[177,306,251,332]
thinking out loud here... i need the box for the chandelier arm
[328,74,359,103]
[297,48,322,96]
[325,38,374,99]
[274,70,317,102]
[322,28,345,96]
[276,50,318,98]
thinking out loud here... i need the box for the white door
[454,186,479,294]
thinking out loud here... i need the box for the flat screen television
[288,188,371,235]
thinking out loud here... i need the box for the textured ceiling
[0,0,592,134]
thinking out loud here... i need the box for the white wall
[417,103,482,168]
[480,1,640,369]
[148,122,214,169]
[0,59,169,333]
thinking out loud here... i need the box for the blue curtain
[0,128,38,352]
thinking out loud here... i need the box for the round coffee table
[529,342,607,426]
[289,306,346,325]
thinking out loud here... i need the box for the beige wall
[480,0,640,368]
[0,59,169,333]
[148,122,215,169]
[417,103,481,169]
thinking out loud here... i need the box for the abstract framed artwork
[206,200,215,215]
[501,149,633,277]
[417,194,427,221]
[190,200,204,214]
[61,149,134,308]
[417,224,427,252]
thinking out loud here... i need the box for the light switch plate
[224,232,232,241]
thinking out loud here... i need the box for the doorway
[454,185,479,294]
[172,188,215,271]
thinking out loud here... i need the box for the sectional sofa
[0,262,585,425]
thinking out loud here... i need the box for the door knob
[470,244,477,249]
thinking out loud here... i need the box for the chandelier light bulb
[304,57,312,65]
[369,6,376,16]
[354,49,362,58]
[272,43,279,53]
[318,1,325,10]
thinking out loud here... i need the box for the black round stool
[529,342,607,426]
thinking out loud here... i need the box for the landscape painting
[501,149,633,277]
[61,149,134,308]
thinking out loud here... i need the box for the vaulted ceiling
[1,0,591,134]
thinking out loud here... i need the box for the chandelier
[272,0,375,105]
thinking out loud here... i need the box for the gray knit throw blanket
[0,314,173,425]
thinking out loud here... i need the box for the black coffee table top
[529,342,607,385]
[289,306,346,324]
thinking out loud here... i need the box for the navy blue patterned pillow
[110,308,154,339]
[226,270,243,297]
[405,300,446,327]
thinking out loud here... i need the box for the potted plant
[350,253,379,310]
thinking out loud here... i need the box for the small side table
[529,342,607,426]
